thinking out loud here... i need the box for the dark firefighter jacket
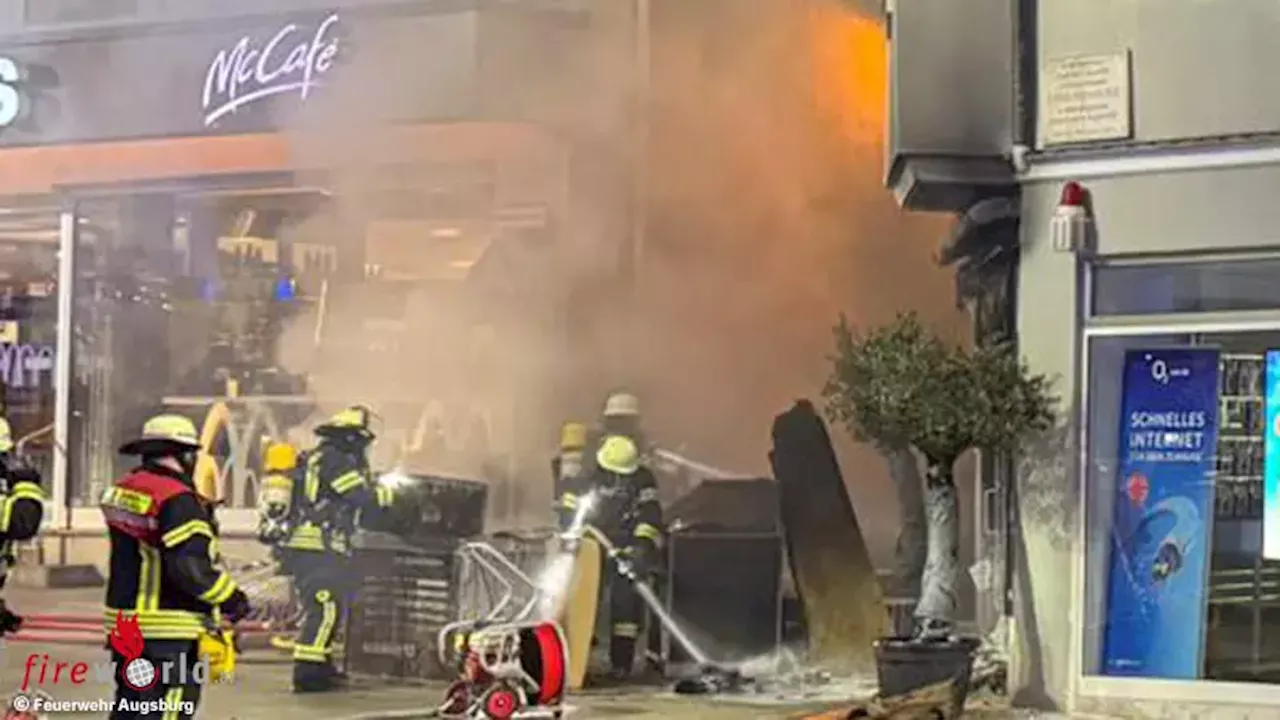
[556,465,663,551]
[101,463,239,640]
[0,472,44,542]
[0,470,45,590]
[283,442,392,556]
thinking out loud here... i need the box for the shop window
[1084,329,1280,683]
[67,191,330,510]
[0,207,60,480]
[1093,258,1280,316]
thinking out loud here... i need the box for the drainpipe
[1011,0,1037,148]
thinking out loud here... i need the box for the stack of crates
[345,474,488,681]
[345,533,457,680]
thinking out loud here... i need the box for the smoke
[633,0,964,559]
[267,0,963,547]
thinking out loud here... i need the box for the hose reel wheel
[482,685,518,719]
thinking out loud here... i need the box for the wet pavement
[0,588,1095,718]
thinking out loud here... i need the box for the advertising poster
[1101,348,1220,678]
[1264,351,1280,559]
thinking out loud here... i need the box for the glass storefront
[67,190,332,520]
[0,205,61,482]
[55,175,544,530]
[1083,260,1280,684]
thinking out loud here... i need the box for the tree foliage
[822,311,1056,467]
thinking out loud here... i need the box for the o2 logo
[0,56,24,129]
[1145,353,1190,386]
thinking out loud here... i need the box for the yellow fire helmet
[596,434,640,475]
[197,628,237,682]
[560,422,588,452]
[263,441,299,472]
[0,417,12,454]
[119,414,201,455]
[315,405,376,439]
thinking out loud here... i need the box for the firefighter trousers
[291,552,351,688]
[604,563,645,674]
[109,640,201,720]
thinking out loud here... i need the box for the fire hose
[570,525,753,694]
[6,615,275,646]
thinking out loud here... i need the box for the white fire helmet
[602,392,640,418]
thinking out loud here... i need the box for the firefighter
[284,406,394,693]
[579,434,664,682]
[101,414,251,720]
[0,416,45,636]
[256,441,300,552]
[257,441,302,653]
[551,422,588,530]
[577,391,648,482]
[600,391,645,443]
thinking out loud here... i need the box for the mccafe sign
[0,56,24,129]
[201,12,341,127]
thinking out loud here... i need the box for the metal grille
[453,533,552,623]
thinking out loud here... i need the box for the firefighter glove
[220,588,253,623]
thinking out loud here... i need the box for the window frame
[1076,311,1280,705]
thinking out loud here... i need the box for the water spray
[578,525,754,693]
[533,491,598,619]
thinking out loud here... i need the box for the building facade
[888,0,1280,715]
[0,0,638,539]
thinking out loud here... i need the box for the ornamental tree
[822,311,1055,628]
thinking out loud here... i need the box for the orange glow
[808,4,888,145]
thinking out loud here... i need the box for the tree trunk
[771,400,885,673]
[915,460,960,625]
[885,443,926,599]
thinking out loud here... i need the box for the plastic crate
[380,473,488,541]
[346,533,458,680]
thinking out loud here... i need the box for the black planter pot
[873,635,980,717]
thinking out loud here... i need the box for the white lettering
[0,344,53,390]
[0,56,23,129]
[1129,410,1207,430]
[201,13,340,127]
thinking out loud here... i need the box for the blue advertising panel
[1263,351,1280,560]
[1101,348,1220,678]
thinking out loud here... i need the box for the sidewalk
[0,588,1107,718]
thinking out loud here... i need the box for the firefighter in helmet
[101,414,251,720]
[551,422,589,530]
[284,406,394,693]
[601,391,644,441]
[570,434,664,682]
[256,441,301,551]
[578,391,649,477]
[0,416,45,636]
[257,441,303,652]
